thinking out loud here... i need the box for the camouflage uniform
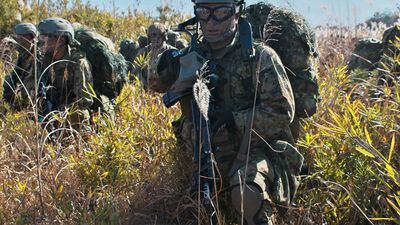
[348,38,383,72]
[149,24,302,225]
[3,23,37,109]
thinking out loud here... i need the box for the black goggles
[194,5,236,22]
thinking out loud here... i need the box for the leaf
[388,134,396,163]
[57,184,64,195]
[355,146,375,158]
[101,171,109,178]
[364,126,373,146]
[386,198,400,217]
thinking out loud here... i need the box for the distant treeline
[0,0,188,43]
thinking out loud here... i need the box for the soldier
[167,30,188,50]
[31,17,94,132]
[166,30,180,47]
[134,23,174,89]
[2,23,37,109]
[137,35,149,49]
[147,0,303,224]
[348,38,383,72]
[119,39,139,74]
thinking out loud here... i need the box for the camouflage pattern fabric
[2,48,35,109]
[166,30,180,47]
[75,28,128,100]
[263,7,319,121]
[119,39,139,75]
[243,2,275,39]
[138,35,149,48]
[150,32,303,214]
[134,42,175,90]
[245,3,319,142]
[26,47,93,112]
[119,39,139,63]
[348,38,383,72]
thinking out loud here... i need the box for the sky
[82,0,400,27]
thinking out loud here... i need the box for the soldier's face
[148,32,164,46]
[38,34,67,56]
[13,34,34,51]
[195,3,239,43]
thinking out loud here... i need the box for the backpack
[348,38,383,72]
[74,28,128,100]
[245,4,320,118]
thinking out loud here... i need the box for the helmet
[38,17,74,43]
[167,31,180,43]
[193,0,243,4]
[119,39,139,61]
[13,23,38,37]
[147,23,167,38]
[138,35,148,48]
[120,39,138,50]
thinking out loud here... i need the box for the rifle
[192,95,216,208]
[37,71,57,142]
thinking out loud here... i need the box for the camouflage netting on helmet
[263,7,319,118]
[119,39,139,63]
[244,2,275,39]
[75,28,127,100]
[348,38,383,72]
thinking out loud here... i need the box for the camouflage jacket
[3,49,35,104]
[28,47,94,110]
[134,42,175,89]
[153,33,295,149]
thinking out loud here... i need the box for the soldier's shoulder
[253,41,280,59]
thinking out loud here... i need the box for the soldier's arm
[233,47,295,141]
[73,58,94,108]
[2,73,17,104]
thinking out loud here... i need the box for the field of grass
[0,0,399,224]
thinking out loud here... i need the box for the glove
[208,109,235,132]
